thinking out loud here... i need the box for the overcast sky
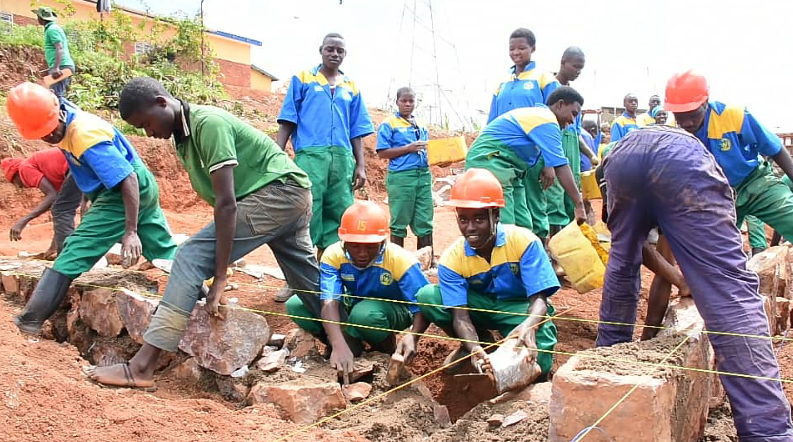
[117,0,793,132]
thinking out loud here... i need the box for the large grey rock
[178,305,271,375]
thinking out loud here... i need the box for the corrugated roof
[251,64,279,81]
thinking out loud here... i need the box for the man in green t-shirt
[86,77,329,389]
[32,7,75,98]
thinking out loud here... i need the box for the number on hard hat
[7,82,60,140]
[338,201,390,243]
[446,168,506,209]
[664,70,709,113]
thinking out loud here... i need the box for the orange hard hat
[7,82,60,140]
[447,168,505,209]
[338,201,389,243]
[664,70,709,113]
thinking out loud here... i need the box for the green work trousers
[52,161,177,279]
[524,157,550,238]
[745,215,768,250]
[295,147,355,249]
[285,294,413,345]
[386,168,434,238]
[415,284,557,376]
[735,162,793,246]
[465,153,530,227]
[546,128,581,227]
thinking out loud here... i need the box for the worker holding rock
[487,28,560,237]
[597,125,793,441]
[275,32,374,302]
[2,147,83,259]
[376,86,435,262]
[6,82,177,335]
[85,76,321,389]
[286,201,430,379]
[466,86,586,236]
[609,94,639,143]
[667,70,793,256]
[416,169,558,380]
[545,47,599,236]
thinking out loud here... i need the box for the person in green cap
[32,6,75,98]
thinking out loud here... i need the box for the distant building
[1,0,276,92]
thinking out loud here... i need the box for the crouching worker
[287,201,431,379]
[416,168,558,380]
[6,83,177,335]
[85,77,321,389]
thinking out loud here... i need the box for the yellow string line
[4,264,787,344]
[573,335,692,442]
[6,273,793,383]
[266,299,579,442]
[3,270,792,383]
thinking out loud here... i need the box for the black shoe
[14,267,72,335]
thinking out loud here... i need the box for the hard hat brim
[664,98,707,114]
[445,199,505,209]
[339,233,388,243]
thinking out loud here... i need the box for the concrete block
[549,298,712,442]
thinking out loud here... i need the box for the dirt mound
[429,397,549,442]
[698,405,737,441]
[0,44,46,90]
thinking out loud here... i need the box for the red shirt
[18,148,69,191]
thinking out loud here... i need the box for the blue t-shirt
[487,61,560,123]
[471,106,568,169]
[437,224,560,307]
[320,242,429,314]
[58,104,139,194]
[376,112,430,172]
[693,101,782,187]
[277,65,374,152]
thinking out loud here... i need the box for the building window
[0,12,13,25]
[134,42,153,56]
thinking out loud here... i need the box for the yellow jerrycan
[548,222,610,293]
[580,170,601,200]
[427,136,468,165]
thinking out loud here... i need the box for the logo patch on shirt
[510,263,519,275]
[314,85,325,92]
[341,273,355,281]
[380,272,393,286]
[720,138,731,151]
[523,82,535,90]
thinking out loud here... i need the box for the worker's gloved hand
[394,335,418,365]
[120,230,142,268]
[9,220,27,241]
[352,164,367,191]
[539,167,556,190]
[330,343,355,384]
[50,68,62,79]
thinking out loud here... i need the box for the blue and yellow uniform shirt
[470,106,568,171]
[58,102,140,195]
[487,62,560,123]
[437,224,559,308]
[610,112,639,143]
[278,65,375,153]
[320,242,429,314]
[693,101,782,187]
[376,112,430,172]
[636,113,655,127]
